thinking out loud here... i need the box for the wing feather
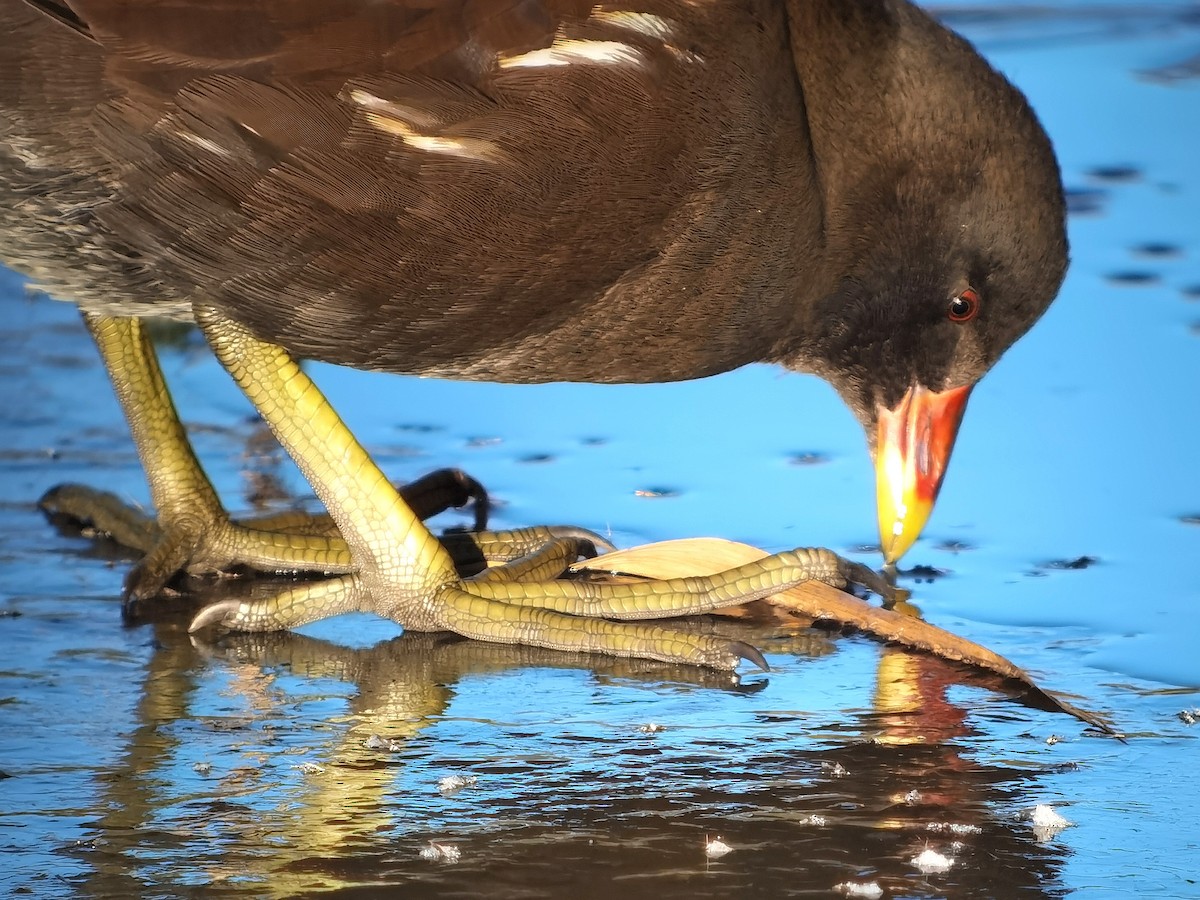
[3,0,815,381]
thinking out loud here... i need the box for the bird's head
[784,77,1068,562]
[775,1,1070,563]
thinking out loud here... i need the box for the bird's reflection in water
[75,592,1073,899]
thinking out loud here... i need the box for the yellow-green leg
[191,307,889,670]
[46,315,615,605]
[46,477,609,581]
[64,314,359,600]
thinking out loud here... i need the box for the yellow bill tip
[874,383,971,564]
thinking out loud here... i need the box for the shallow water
[2,3,1200,897]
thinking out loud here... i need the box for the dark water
[3,3,1200,897]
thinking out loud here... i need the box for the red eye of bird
[948,288,981,323]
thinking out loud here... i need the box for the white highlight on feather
[588,10,702,64]
[590,10,675,41]
[5,136,52,168]
[346,89,502,163]
[176,132,233,158]
[499,39,644,69]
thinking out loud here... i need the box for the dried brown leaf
[572,538,1116,735]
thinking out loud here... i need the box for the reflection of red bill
[875,384,971,563]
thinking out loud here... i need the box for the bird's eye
[948,288,981,323]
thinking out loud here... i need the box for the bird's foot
[40,468,491,607]
[188,536,885,671]
[192,309,879,671]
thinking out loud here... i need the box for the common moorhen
[0,0,1066,667]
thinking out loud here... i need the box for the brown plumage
[2,0,1068,572]
[2,0,1064,392]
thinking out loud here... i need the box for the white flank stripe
[348,89,501,163]
[499,40,644,69]
[590,10,675,41]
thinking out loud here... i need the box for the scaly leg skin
[40,465,500,564]
[42,477,611,582]
[240,467,493,535]
[70,315,369,608]
[190,537,592,631]
[189,306,891,671]
[49,316,543,597]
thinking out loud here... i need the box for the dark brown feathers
[2,0,1066,429]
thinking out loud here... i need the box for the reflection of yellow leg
[201,634,660,894]
[194,307,879,669]
[70,314,357,599]
[187,633,456,894]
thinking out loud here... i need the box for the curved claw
[842,560,896,603]
[729,640,770,673]
[123,533,195,603]
[540,526,617,555]
[401,467,491,531]
[451,469,491,532]
[188,599,242,633]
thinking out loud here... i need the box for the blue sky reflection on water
[1,3,1200,898]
